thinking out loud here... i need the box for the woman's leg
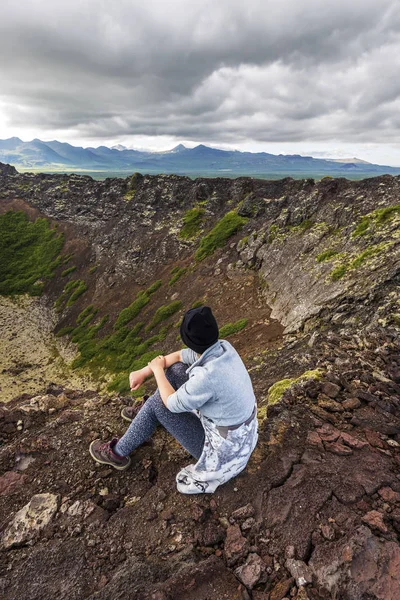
[114,363,205,460]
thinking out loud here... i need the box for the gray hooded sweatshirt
[167,339,256,426]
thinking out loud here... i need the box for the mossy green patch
[237,235,249,250]
[89,265,97,274]
[63,253,74,264]
[66,280,87,306]
[267,378,294,406]
[349,243,387,268]
[330,242,388,280]
[114,280,162,329]
[268,224,280,243]
[168,267,187,286]
[330,264,348,281]
[54,279,87,311]
[316,249,339,263]
[191,299,206,309]
[0,210,64,296]
[258,368,324,420]
[179,207,206,240]
[352,204,400,237]
[77,305,98,324]
[61,266,77,277]
[219,318,248,338]
[289,219,314,234]
[145,300,182,331]
[124,189,136,201]
[195,210,248,261]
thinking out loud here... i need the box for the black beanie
[180,306,219,354]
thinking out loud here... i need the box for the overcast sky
[1,0,400,165]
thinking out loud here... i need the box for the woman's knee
[165,362,187,384]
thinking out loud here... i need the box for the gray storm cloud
[0,0,399,144]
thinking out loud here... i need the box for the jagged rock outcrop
[0,162,17,176]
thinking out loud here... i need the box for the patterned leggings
[115,362,205,459]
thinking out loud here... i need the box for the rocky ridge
[0,163,399,599]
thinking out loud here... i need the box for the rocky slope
[0,162,399,599]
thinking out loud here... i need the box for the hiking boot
[121,395,149,422]
[89,438,131,470]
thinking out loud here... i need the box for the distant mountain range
[1,137,400,178]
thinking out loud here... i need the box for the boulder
[235,553,265,589]
[2,493,59,549]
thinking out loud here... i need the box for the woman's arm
[147,356,175,407]
[140,350,182,378]
[129,350,182,389]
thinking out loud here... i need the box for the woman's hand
[129,370,145,391]
[147,355,166,374]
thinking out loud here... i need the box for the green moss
[124,189,136,201]
[195,211,248,261]
[146,300,182,331]
[349,243,386,268]
[330,264,348,281]
[61,266,77,277]
[330,242,387,280]
[289,219,314,234]
[107,350,160,394]
[179,207,206,240]
[316,249,339,263]
[191,299,206,309]
[115,292,150,329]
[146,279,162,294]
[63,253,74,264]
[77,305,97,324]
[66,280,87,306]
[56,326,75,337]
[237,235,249,250]
[169,267,187,286]
[267,378,294,406]
[114,280,162,329]
[375,204,400,223]
[219,318,248,338]
[352,204,400,237]
[0,210,64,296]
[65,279,80,292]
[268,224,280,243]
[352,217,371,237]
[89,265,97,274]
[266,369,324,409]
